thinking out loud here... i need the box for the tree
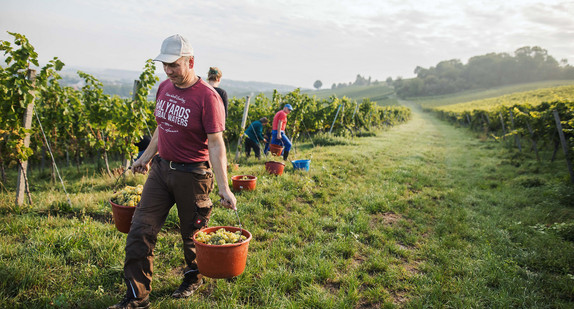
[313,80,323,90]
[354,74,369,86]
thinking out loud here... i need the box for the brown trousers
[123,156,214,299]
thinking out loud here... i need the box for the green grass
[1,104,573,308]
[411,80,574,110]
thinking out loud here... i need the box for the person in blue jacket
[244,117,269,159]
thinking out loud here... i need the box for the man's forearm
[276,120,283,139]
[208,133,231,193]
[207,132,237,209]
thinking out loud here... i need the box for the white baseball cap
[153,34,194,63]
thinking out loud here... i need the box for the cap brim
[153,53,181,63]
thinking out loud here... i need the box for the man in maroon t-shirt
[108,34,237,309]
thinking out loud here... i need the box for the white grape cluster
[111,185,143,207]
[195,228,247,245]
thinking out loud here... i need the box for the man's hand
[219,190,237,210]
[132,128,159,174]
[132,158,151,174]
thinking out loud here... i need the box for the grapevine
[2,32,411,184]
[425,87,574,175]
[225,89,411,144]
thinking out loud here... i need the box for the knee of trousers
[282,139,292,151]
[125,221,159,258]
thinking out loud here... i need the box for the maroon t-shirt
[154,77,225,163]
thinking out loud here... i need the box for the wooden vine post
[499,112,506,140]
[340,104,345,127]
[552,110,574,184]
[234,96,251,162]
[525,119,540,161]
[351,101,359,124]
[329,104,343,134]
[509,109,522,151]
[15,69,36,206]
[351,101,359,136]
[482,113,490,137]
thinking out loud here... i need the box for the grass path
[361,101,574,307]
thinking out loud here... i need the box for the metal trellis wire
[33,105,72,207]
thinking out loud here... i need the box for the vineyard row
[1,32,411,179]
[424,100,574,182]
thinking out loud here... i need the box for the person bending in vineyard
[244,117,269,159]
[108,34,237,309]
[206,66,228,119]
[270,104,293,160]
[134,134,150,161]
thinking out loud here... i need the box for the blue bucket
[291,159,310,171]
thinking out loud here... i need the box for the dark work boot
[107,295,150,309]
[283,150,290,161]
[172,278,203,299]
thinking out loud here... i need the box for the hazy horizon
[1,0,573,89]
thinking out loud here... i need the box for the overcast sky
[1,0,573,88]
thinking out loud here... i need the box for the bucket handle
[221,199,244,243]
[234,208,243,243]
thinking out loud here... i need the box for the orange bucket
[110,200,136,233]
[193,226,252,278]
[227,163,239,172]
[269,144,283,156]
[265,161,285,175]
[231,175,257,191]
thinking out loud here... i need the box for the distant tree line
[394,46,574,98]
[330,74,387,90]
